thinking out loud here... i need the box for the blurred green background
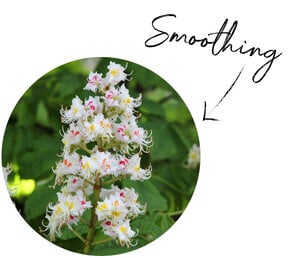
[2,57,200,255]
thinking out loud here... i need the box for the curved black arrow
[203,65,245,121]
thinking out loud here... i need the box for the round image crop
[2,57,200,255]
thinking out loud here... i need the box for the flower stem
[80,144,93,155]
[167,210,184,217]
[92,237,113,246]
[103,175,124,186]
[152,175,185,194]
[70,228,85,243]
[79,217,89,226]
[83,175,102,254]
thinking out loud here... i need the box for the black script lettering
[144,14,176,47]
[209,19,238,56]
[170,32,188,43]
[209,19,282,83]
[252,50,282,83]
[145,14,282,83]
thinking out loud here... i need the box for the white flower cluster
[60,62,151,155]
[96,185,144,246]
[44,189,92,241]
[43,62,152,247]
[2,164,16,196]
[54,151,151,185]
[184,144,200,169]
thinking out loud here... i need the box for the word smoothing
[145,14,282,83]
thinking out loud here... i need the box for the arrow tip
[203,101,219,121]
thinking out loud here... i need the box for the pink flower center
[71,130,80,136]
[86,100,96,111]
[106,91,113,99]
[117,127,124,133]
[105,220,112,226]
[119,159,128,167]
[64,159,72,167]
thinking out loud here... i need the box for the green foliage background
[2,57,200,255]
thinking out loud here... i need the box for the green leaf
[131,214,165,239]
[24,184,57,221]
[55,236,84,253]
[31,134,61,152]
[170,123,193,150]
[90,239,133,255]
[36,100,50,126]
[18,134,61,179]
[14,100,35,128]
[153,212,174,232]
[139,98,165,118]
[122,178,168,214]
[128,62,169,89]
[162,98,191,124]
[158,213,174,231]
[144,87,171,102]
[141,121,177,162]
[19,150,56,179]
[54,74,83,99]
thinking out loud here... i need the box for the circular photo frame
[2,57,200,255]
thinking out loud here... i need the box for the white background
[0,0,301,257]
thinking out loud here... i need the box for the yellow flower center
[82,162,91,170]
[190,153,198,160]
[112,210,121,218]
[100,120,111,129]
[89,124,95,132]
[120,226,127,233]
[54,205,63,215]
[65,201,74,211]
[134,165,140,172]
[110,69,119,77]
[123,97,131,104]
[97,202,107,211]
